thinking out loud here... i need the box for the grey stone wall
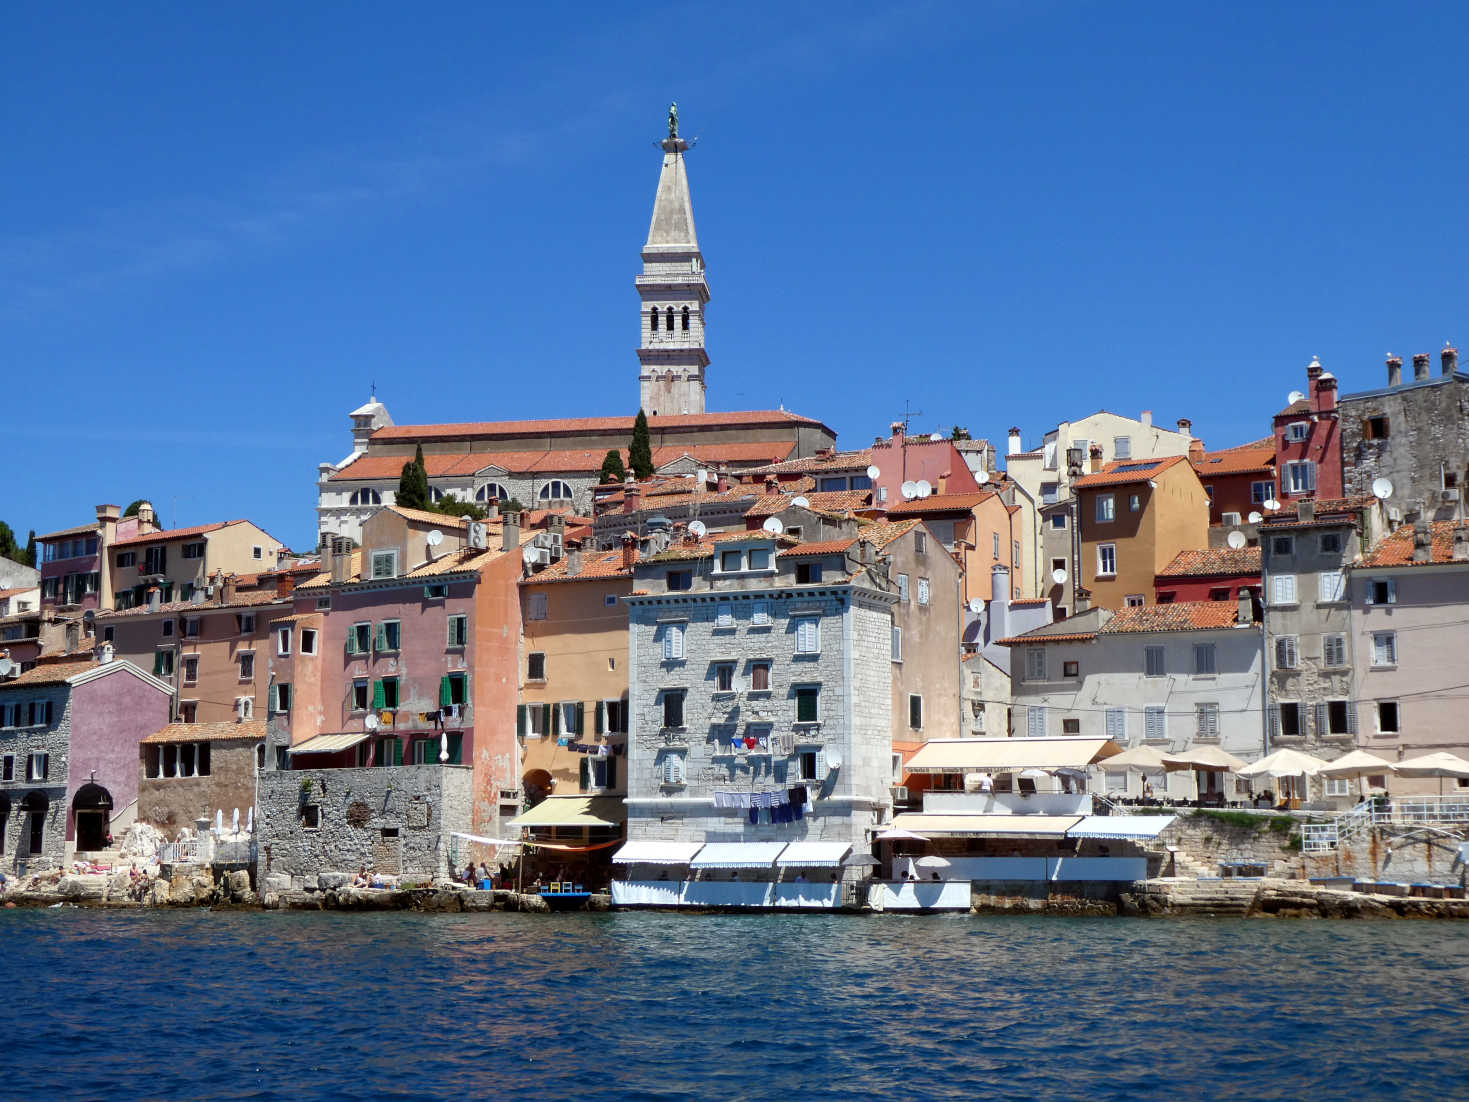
[1340,373,1469,507]
[257,763,472,883]
[0,686,72,871]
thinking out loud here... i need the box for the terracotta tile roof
[371,410,827,443]
[37,522,100,541]
[1360,521,1469,568]
[522,549,636,584]
[1071,455,1192,490]
[744,448,876,476]
[777,539,856,558]
[388,506,470,528]
[860,519,922,549]
[1275,399,1310,418]
[652,441,797,467]
[1008,598,1052,607]
[640,540,716,563]
[142,719,267,744]
[407,548,510,578]
[111,520,244,548]
[885,491,996,515]
[1099,601,1239,634]
[0,588,37,600]
[1258,496,1373,529]
[1157,547,1263,577]
[744,489,874,519]
[998,607,1112,645]
[612,486,762,512]
[999,631,1097,645]
[1192,441,1276,477]
[96,592,288,620]
[0,659,96,688]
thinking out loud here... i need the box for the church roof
[369,410,826,444]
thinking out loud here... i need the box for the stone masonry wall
[1159,811,1302,876]
[0,685,71,871]
[1341,375,1469,505]
[257,764,471,883]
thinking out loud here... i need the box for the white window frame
[1376,700,1400,735]
[1285,460,1316,494]
[662,622,686,661]
[1270,574,1297,606]
[1096,494,1116,523]
[276,626,292,656]
[1287,421,1309,442]
[1251,480,1274,504]
[795,617,820,655]
[299,628,318,656]
[1097,543,1117,577]
[1144,646,1165,678]
[369,549,399,579]
[1193,644,1217,675]
[1113,436,1131,460]
[916,578,930,606]
[908,693,923,731]
[1318,570,1345,604]
[1026,647,1047,682]
[1371,631,1397,667]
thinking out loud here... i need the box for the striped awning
[775,841,852,867]
[287,732,371,755]
[689,842,788,869]
[889,813,1082,837]
[612,840,704,864]
[1068,815,1176,840]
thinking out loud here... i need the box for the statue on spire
[668,102,679,139]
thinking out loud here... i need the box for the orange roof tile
[860,519,921,549]
[1072,455,1193,490]
[37,522,101,541]
[744,489,874,519]
[522,549,636,585]
[1192,441,1276,477]
[142,719,267,744]
[111,520,253,549]
[96,591,288,621]
[0,659,97,688]
[777,539,856,558]
[372,410,827,443]
[1361,521,1469,568]
[1156,547,1263,577]
[744,448,877,476]
[1099,602,1239,634]
[388,506,471,528]
[884,491,996,515]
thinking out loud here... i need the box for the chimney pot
[1306,356,1323,380]
[1140,410,1152,428]
[620,532,639,570]
[1007,427,1023,454]
[1413,353,1431,381]
[1443,346,1459,376]
[1176,417,1192,436]
[890,421,905,438]
[567,545,583,576]
[1236,587,1254,625]
[501,510,522,552]
[1298,500,1314,523]
[1386,355,1403,387]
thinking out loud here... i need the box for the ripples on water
[4,908,1468,1101]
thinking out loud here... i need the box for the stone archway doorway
[73,783,113,852]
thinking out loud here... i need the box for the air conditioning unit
[891,785,909,803]
[529,547,552,565]
[1441,489,1460,504]
[1388,507,1403,524]
[1222,512,1242,526]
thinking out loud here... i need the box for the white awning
[287,732,371,755]
[1068,815,1176,840]
[689,842,788,869]
[889,813,1082,837]
[775,841,852,867]
[612,840,704,865]
[507,795,625,829]
[905,737,1121,773]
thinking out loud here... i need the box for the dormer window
[747,548,771,570]
[370,549,399,579]
[1287,421,1309,442]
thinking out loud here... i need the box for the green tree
[397,445,431,510]
[123,499,155,518]
[0,522,22,564]
[628,409,654,480]
[24,530,36,568]
[429,494,488,521]
[599,449,627,484]
[951,425,971,441]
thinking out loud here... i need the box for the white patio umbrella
[1391,751,1469,796]
[1162,746,1249,772]
[875,827,929,841]
[914,855,951,869]
[1239,748,1328,804]
[1319,750,1396,798]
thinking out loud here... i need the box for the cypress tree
[397,445,430,510]
[24,530,36,568]
[599,449,627,484]
[629,410,654,480]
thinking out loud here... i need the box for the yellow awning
[889,813,1082,837]
[508,795,626,829]
[287,732,371,755]
[905,737,1121,774]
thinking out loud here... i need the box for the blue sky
[6,1,1468,550]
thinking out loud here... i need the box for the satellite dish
[1051,567,1067,585]
[900,481,918,500]
[967,599,983,614]
[1247,511,1263,525]
[0,658,14,679]
[929,433,943,442]
[791,496,810,508]
[1372,477,1394,500]
[825,753,843,773]
[1227,530,1248,549]
[915,480,933,498]
[1264,498,1281,511]
[866,465,881,480]
[762,517,785,535]
[364,714,381,731]
[426,529,444,547]
[1288,390,1306,405]
[688,520,707,538]
[976,470,990,484]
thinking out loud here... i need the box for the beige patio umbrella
[1239,748,1328,804]
[1391,751,1469,795]
[1103,746,1169,770]
[1162,746,1249,772]
[1319,749,1397,799]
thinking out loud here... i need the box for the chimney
[620,532,639,570]
[147,586,161,612]
[1140,410,1152,428]
[989,565,1010,640]
[547,513,566,554]
[98,641,115,664]
[1176,417,1193,437]
[1412,519,1432,563]
[567,543,583,576]
[137,501,157,530]
[716,471,729,493]
[1088,443,1104,474]
[275,572,296,599]
[622,482,642,514]
[890,421,906,444]
[1236,586,1254,626]
[1306,356,1323,382]
[501,509,522,552]
[485,501,500,521]
[330,538,352,584]
[191,584,207,605]
[1188,437,1206,463]
[1413,353,1430,381]
[220,572,238,605]
[95,504,120,611]
[1007,427,1022,454]
[1443,346,1459,376]
[1386,355,1403,387]
[1315,371,1337,412]
[1298,500,1315,523]
[764,476,778,494]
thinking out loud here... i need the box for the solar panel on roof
[1110,461,1162,472]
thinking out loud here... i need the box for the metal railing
[1303,797,1469,853]
[158,839,202,864]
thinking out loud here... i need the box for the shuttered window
[1026,647,1046,681]
[1323,634,1347,667]
[1026,706,1046,738]
[662,623,686,661]
[796,618,820,654]
[716,603,733,628]
[1144,706,1166,741]
[1275,636,1298,670]
[1144,646,1165,677]
[1105,708,1126,739]
[1270,574,1297,606]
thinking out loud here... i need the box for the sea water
[5,909,1468,1101]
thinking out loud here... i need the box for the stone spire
[638,102,709,416]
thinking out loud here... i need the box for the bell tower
[637,103,709,416]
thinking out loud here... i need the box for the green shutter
[574,702,585,735]
[373,623,387,651]
[153,651,166,676]
[393,738,404,766]
[517,705,527,737]
[372,680,386,710]
[579,756,590,791]
[440,676,452,707]
[552,703,561,736]
[594,701,604,735]
[447,733,463,764]
[540,704,552,735]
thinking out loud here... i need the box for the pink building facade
[1274,359,1344,505]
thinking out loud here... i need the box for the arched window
[349,488,382,507]
[665,306,674,330]
[474,483,510,503]
[681,306,690,331]
[539,480,574,501]
[650,308,659,333]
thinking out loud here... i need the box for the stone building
[138,720,266,839]
[1339,348,1469,515]
[1259,497,1385,756]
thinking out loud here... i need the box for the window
[1062,718,1081,735]
[1377,701,1400,734]
[374,737,402,767]
[714,663,735,692]
[1129,494,1141,512]
[236,613,255,634]
[475,483,510,503]
[271,682,292,714]
[796,749,821,782]
[605,594,619,607]
[795,618,820,654]
[182,541,205,559]
[1270,574,1297,606]
[1287,422,1309,442]
[1251,480,1274,504]
[662,622,686,661]
[24,701,54,727]
[1144,646,1166,677]
[891,626,902,662]
[1320,700,1354,736]
[527,652,546,680]
[369,549,399,579]
[795,562,823,584]
[346,622,371,655]
[1196,703,1220,739]
[1324,777,1353,797]
[1275,636,1298,669]
[300,628,318,655]
[524,592,549,622]
[897,573,909,602]
[144,546,167,574]
[720,550,742,572]
[374,620,401,651]
[1097,544,1117,577]
[1363,415,1389,440]
[555,700,580,734]
[28,752,50,781]
[751,601,770,627]
[1125,594,1145,607]
[352,680,370,711]
[991,533,1002,559]
[349,488,383,507]
[447,615,468,647]
[161,619,175,638]
[237,652,254,681]
[182,617,200,639]
[153,650,175,678]
[182,655,199,685]
[1320,533,1342,555]
[711,602,733,630]
[1026,647,1047,681]
[275,626,292,656]
[599,699,629,734]
[1144,706,1166,741]
[1051,513,1067,529]
[1366,579,1396,605]
[1063,660,1079,678]
[1041,482,1059,505]
[1105,708,1126,740]
[1,754,11,781]
[1285,460,1316,494]
[1026,706,1046,738]
[423,583,448,600]
[538,480,573,501]
[1114,436,1132,459]
[914,531,926,554]
[915,578,930,607]
[116,550,136,568]
[1323,634,1347,667]
[1271,536,1294,557]
[660,751,687,787]
[518,703,551,737]
[747,548,771,570]
[666,570,692,591]
[1278,704,1304,737]
[1371,632,1397,667]
[681,306,690,331]
[373,677,400,710]
[662,690,686,729]
[1193,644,1216,675]
[796,686,821,724]
[1096,494,1116,523]
[750,662,771,691]
[1318,570,1345,603]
